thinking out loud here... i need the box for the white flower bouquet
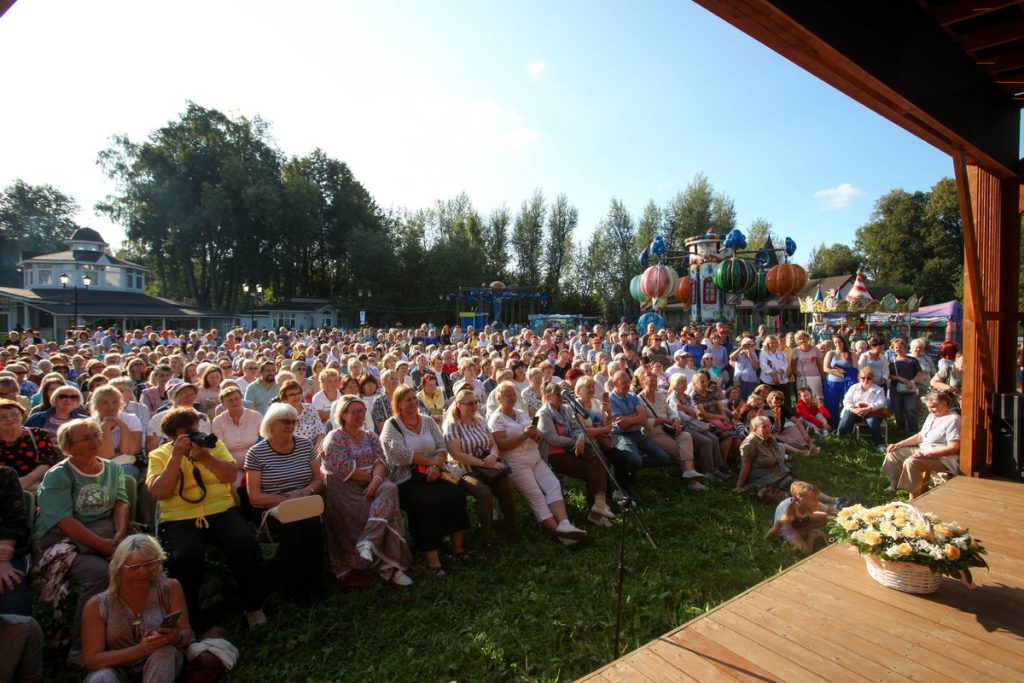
[829,502,987,590]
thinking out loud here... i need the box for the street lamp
[242,282,263,331]
[60,272,91,332]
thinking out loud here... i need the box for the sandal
[453,550,477,566]
[428,564,448,580]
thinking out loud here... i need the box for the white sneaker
[681,469,704,479]
[554,519,587,540]
[391,569,413,587]
[245,609,267,629]
[356,540,374,562]
[687,481,709,492]
[589,503,617,519]
[587,512,614,528]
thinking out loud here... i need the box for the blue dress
[823,355,857,429]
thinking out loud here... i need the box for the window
[104,268,121,288]
[83,270,98,288]
[24,270,33,287]
[37,269,52,286]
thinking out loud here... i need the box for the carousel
[797,270,921,342]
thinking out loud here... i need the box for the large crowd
[0,319,964,682]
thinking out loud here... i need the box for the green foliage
[511,190,546,286]
[745,217,777,253]
[635,200,663,256]
[543,194,579,305]
[0,179,81,287]
[806,243,860,279]
[663,173,736,247]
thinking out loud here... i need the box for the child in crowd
[765,481,834,554]
[766,390,820,455]
[795,386,831,437]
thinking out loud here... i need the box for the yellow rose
[894,542,914,556]
[944,544,961,560]
[862,530,883,546]
[841,519,860,532]
[933,524,952,538]
[913,524,931,538]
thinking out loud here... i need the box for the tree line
[3,102,1010,321]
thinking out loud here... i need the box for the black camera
[187,431,218,448]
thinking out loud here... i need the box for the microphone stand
[559,388,657,659]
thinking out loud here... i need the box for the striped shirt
[243,436,315,497]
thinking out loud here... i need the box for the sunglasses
[56,395,80,400]
[277,419,299,426]
[123,558,162,572]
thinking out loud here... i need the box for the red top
[795,400,830,429]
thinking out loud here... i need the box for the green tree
[806,243,861,279]
[510,190,545,286]
[635,199,662,256]
[600,198,637,317]
[483,206,511,281]
[543,193,578,304]
[0,180,81,287]
[664,172,736,247]
[746,217,777,252]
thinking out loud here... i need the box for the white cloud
[526,60,547,79]
[814,183,864,210]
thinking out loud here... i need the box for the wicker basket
[864,554,942,594]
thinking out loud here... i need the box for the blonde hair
[332,394,368,428]
[89,385,123,412]
[259,403,298,439]
[108,534,166,595]
[445,387,480,426]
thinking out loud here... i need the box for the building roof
[248,299,337,313]
[0,287,231,319]
[17,249,147,271]
[68,227,107,244]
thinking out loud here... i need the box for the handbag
[895,380,916,394]
[469,447,509,486]
[257,495,324,542]
[684,419,712,433]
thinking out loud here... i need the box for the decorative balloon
[746,270,772,303]
[675,276,692,304]
[650,296,669,309]
[712,257,756,294]
[637,311,666,331]
[650,235,667,256]
[630,274,650,303]
[723,229,748,251]
[640,264,679,300]
[639,248,649,268]
[489,281,506,290]
[785,237,797,257]
[766,263,808,297]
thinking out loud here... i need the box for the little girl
[765,481,837,554]
[795,386,831,437]
[766,390,820,455]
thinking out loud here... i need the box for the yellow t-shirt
[147,440,238,523]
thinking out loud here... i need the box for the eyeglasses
[459,400,479,406]
[123,558,162,572]
[56,394,79,401]
[276,419,298,426]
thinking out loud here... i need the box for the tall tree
[0,179,81,287]
[483,206,511,281]
[543,193,578,303]
[663,173,735,247]
[600,198,637,317]
[635,199,663,255]
[806,243,861,279]
[510,190,545,286]
[745,217,777,252]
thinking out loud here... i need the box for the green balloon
[630,275,650,303]
[746,270,771,302]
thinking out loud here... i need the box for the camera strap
[177,457,208,504]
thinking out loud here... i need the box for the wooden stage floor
[579,476,1024,682]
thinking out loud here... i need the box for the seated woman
[882,390,961,500]
[836,368,888,451]
[536,381,619,521]
[381,386,470,579]
[688,372,740,464]
[930,352,963,412]
[210,385,261,471]
[0,398,57,492]
[444,387,519,559]
[33,419,130,656]
[631,371,704,490]
[245,404,325,603]
[572,376,637,489]
[146,408,266,630]
[488,381,587,546]
[520,367,544,418]
[23,384,89,445]
[109,377,151,436]
[89,386,144,477]
[0,464,31,616]
[322,396,413,586]
[667,374,729,480]
[764,390,819,455]
[278,380,326,450]
[733,415,793,495]
[417,372,446,424]
[82,534,192,683]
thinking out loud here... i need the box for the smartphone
[160,610,182,628]
[531,416,539,427]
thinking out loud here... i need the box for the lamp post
[60,272,91,333]
[357,289,371,326]
[242,282,263,331]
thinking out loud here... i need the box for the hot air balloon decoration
[766,263,807,298]
[746,270,772,303]
[640,264,679,301]
[630,275,650,303]
[712,257,756,295]
[675,276,692,304]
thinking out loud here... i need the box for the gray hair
[750,415,772,430]
[260,402,298,439]
[90,384,123,412]
[57,417,97,454]
[108,534,165,595]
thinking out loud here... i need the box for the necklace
[401,414,420,430]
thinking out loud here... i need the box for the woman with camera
[146,407,266,630]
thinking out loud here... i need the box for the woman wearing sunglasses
[146,408,266,630]
[82,534,192,682]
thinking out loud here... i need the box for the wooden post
[954,151,1022,476]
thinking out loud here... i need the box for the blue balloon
[639,249,649,268]
[785,237,797,256]
[651,236,666,256]
[723,229,746,250]
[637,311,666,330]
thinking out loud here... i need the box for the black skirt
[397,476,469,551]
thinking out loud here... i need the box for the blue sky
[0,0,958,266]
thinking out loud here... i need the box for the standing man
[243,361,279,415]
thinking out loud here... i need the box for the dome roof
[68,227,107,245]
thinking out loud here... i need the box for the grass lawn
[43,434,902,682]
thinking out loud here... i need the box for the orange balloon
[766,263,808,297]
[675,276,691,304]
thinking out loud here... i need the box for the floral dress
[320,429,411,579]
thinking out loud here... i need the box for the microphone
[560,388,589,417]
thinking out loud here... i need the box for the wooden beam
[692,0,1021,177]
[984,46,1024,75]
[959,17,1024,53]
[931,0,1024,27]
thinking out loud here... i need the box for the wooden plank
[617,646,700,682]
[985,46,1024,76]
[930,0,1024,27]
[959,17,1024,53]
[644,635,754,681]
